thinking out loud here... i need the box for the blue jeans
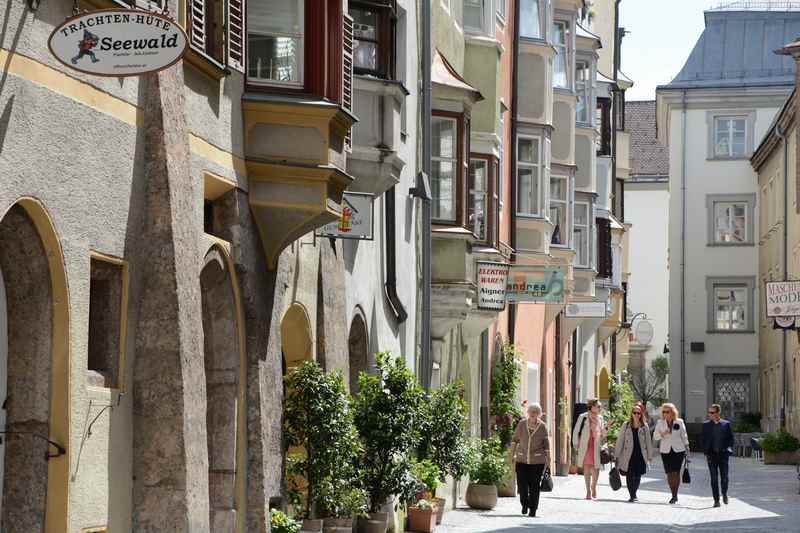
[707,452,730,501]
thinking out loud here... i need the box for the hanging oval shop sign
[48,9,188,77]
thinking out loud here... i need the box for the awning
[432,50,484,103]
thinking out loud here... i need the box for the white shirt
[653,418,690,454]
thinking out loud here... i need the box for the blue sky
[620,0,720,101]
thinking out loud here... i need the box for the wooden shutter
[596,218,613,279]
[343,13,354,149]
[188,0,206,52]
[226,0,245,72]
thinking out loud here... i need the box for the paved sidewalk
[438,454,800,532]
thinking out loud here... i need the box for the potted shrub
[761,429,800,464]
[406,499,437,533]
[284,362,362,531]
[354,353,425,533]
[320,486,369,533]
[411,460,446,524]
[465,437,509,510]
[489,344,522,497]
[417,382,470,520]
[271,509,301,533]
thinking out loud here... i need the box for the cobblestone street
[439,455,800,532]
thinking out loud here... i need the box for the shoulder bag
[609,462,622,491]
[540,467,554,492]
[682,455,691,484]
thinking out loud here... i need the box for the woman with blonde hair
[613,402,653,502]
[510,403,552,517]
[572,398,606,500]
[654,402,690,504]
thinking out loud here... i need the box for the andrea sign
[506,266,565,304]
[765,280,800,317]
[476,261,509,311]
[48,9,188,77]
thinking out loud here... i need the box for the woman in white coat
[653,402,690,504]
[572,398,606,500]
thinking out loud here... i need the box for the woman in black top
[613,403,653,502]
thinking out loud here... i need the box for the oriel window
[432,116,458,222]
[248,0,304,85]
[350,1,394,78]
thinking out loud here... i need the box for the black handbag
[682,456,691,484]
[540,467,554,492]
[609,464,622,491]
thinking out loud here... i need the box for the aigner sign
[48,9,188,77]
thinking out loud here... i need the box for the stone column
[317,238,349,376]
[132,66,210,532]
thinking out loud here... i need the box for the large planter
[432,498,446,525]
[764,450,800,465]
[497,454,516,497]
[465,483,498,510]
[407,507,436,533]
[324,517,354,533]
[358,512,388,533]
[303,519,324,533]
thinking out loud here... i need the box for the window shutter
[343,13,354,149]
[226,0,245,72]
[188,0,206,52]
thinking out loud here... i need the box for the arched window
[347,311,368,394]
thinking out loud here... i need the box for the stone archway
[281,303,313,370]
[0,200,70,533]
[347,311,368,394]
[201,247,244,531]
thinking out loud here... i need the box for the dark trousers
[516,463,545,512]
[626,473,641,500]
[706,452,730,501]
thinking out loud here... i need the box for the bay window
[576,60,591,124]
[553,20,569,88]
[432,116,459,222]
[350,1,394,78]
[469,159,488,240]
[550,175,569,246]
[574,201,590,267]
[520,0,543,39]
[248,0,304,84]
[516,137,543,217]
[464,0,485,32]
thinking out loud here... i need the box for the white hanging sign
[48,9,188,77]
[765,280,800,317]
[476,261,509,311]
[317,192,375,240]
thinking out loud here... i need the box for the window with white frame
[516,137,542,216]
[520,0,543,39]
[714,202,747,244]
[715,285,747,331]
[574,201,590,267]
[464,0,485,32]
[432,117,458,221]
[248,0,304,84]
[552,20,569,88]
[550,175,569,246]
[469,159,488,240]
[714,116,746,158]
[498,111,505,207]
[576,60,591,124]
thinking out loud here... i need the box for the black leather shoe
[723,495,729,505]
[521,505,528,515]
[528,510,536,517]
[714,500,721,508]
[669,497,677,504]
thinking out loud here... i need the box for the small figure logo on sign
[72,30,101,65]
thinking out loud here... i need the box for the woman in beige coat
[510,403,552,517]
[572,398,606,500]
[613,402,653,502]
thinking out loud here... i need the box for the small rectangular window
[574,202,590,267]
[714,285,748,331]
[553,21,569,88]
[88,256,126,389]
[714,116,747,158]
[432,117,459,222]
[520,0,542,39]
[464,0,485,32]
[516,137,542,216]
[576,61,591,124]
[248,0,304,85]
[714,202,747,244]
[550,175,569,246]
[469,159,488,240]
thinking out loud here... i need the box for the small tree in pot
[465,437,509,510]
[761,429,800,464]
[354,352,425,533]
[284,361,362,531]
[489,344,522,495]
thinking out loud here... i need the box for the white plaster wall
[343,0,419,368]
[624,183,669,369]
[667,101,782,424]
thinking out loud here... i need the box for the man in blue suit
[701,404,735,507]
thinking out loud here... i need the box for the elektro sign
[48,9,188,77]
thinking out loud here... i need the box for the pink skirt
[583,433,595,466]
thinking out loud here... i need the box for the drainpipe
[385,186,408,323]
[410,0,433,391]
[679,89,688,416]
[777,123,789,430]
[508,0,521,344]
[554,313,563,474]
[611,0,621,217]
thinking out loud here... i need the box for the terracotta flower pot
[432,497,446,525]
[465,483,498,510]
[764,450,800,465]
[357,512,388,533]
[303,519,324,533]
[407,507,436,533]
[323,517,354,533]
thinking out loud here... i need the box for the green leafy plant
[411,459,441,494]
[732,412,762,433]
[468,436,509,486]
[629,356,669,412]
[761,429,800,453]
[284,361,363,519]
[354,352,426,513]
[606,373,636,447]
[417,381,471,480]
[490,343,523,450]
[412,499,433,510]
[270,509,301,533]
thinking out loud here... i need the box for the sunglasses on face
[708,411,717,415]
[661,411,670,414]
[633,412,642,416]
